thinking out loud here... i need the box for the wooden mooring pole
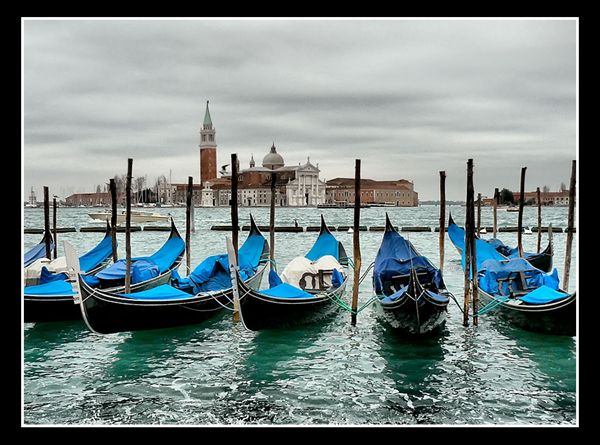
[351,159,362,326]
[124,158,133,294]
[476,193,481,235]
[52,196,57,259]
[109,178,118,262]
[231,153,240,322]
[563,160,576,291]
[517,167,527,258]
[186,176,193,274]
[471,172,479,326]
[493,188,499,238]
[43,186,51,260]
[536,186,542,253]
[439,171,446,273]
[463,159,474,327]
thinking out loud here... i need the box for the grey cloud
[24,19,576,201]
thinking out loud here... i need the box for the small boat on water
[77,219,185,332]
[24,223,115,323]
[88,209,170,224]
[448,215,553,272]
[476,257,575,336]
[523,227,533,235]
[447,216,574,335]
[372,214,451,335]
[77,216,269,334]
[230,215,349,331]
[317,203,372,209]
[24,231,54,267]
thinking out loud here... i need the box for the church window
[202,134,206,142]
[209,134,214,141]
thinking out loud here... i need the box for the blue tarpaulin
[269,270,282,288]
[260,282,315,299]
[119,284,193,301]
[39,266,68,284]
[478,257,560,298]
[24,241,54,268]
[305,231,340,262]
[184,232,266,294]
[518,285,570,305]
[448,220,507,270]
[373,229,442,294]
[79,235,113,272]
[24,280,77,297]
[94,231,184,283]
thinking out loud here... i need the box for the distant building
[199,101,217,185]
[325,178,418,206]
[65,192,112,207]
[198,142,327,207]
[513,190,571,206]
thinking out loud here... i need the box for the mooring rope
[358,262,374,284]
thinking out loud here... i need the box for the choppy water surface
[23,205,577,425]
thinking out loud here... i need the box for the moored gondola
[77,215,269,334]
[230,215,349,331]
[448,216,575,336]
[372,214,451,335]
[24,230,54,267]
[448,214,553,272]
[476,258,575,336]
[24,222,116,323]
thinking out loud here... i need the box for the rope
[358,262,374,284]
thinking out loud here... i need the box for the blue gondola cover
[373,229,442,294]
[305,231,340,262]
[260,282,315,299]
[79,235,113,272]
[478,258,560,297]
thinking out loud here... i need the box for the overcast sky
[23,19,576,201]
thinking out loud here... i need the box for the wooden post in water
[351,159,362,326]
[536,187,542,253]
[186,176,193,274]
[231,153,240,322]
[231,154,239,258]
[563,160,576,291]
[476,193,481,235]
[463,159,474,327]
[517,167,527,258]
[124,158,133,294]
[493,188,499,238]
[439,171,446,273]
[109,178,118,262]
[52,196,57,259]
[471,174,479,326]
[43,186,51,260]
[269,170,276,271]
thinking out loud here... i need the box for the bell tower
[200,100,217,185]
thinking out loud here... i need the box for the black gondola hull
[526,253,552,273]
[24,295,81,323]
[478,288,576,336]
[79,265,267,334]
[374,293,448,335]
[238,284,346,331]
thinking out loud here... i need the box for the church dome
[262,143,284,169]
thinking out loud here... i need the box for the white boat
[88,210,170,224]
[523,227,533,235]
[479,227,487,234]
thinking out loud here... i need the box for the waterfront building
[325,178,418,206]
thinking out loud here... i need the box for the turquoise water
[23,205,577,425]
